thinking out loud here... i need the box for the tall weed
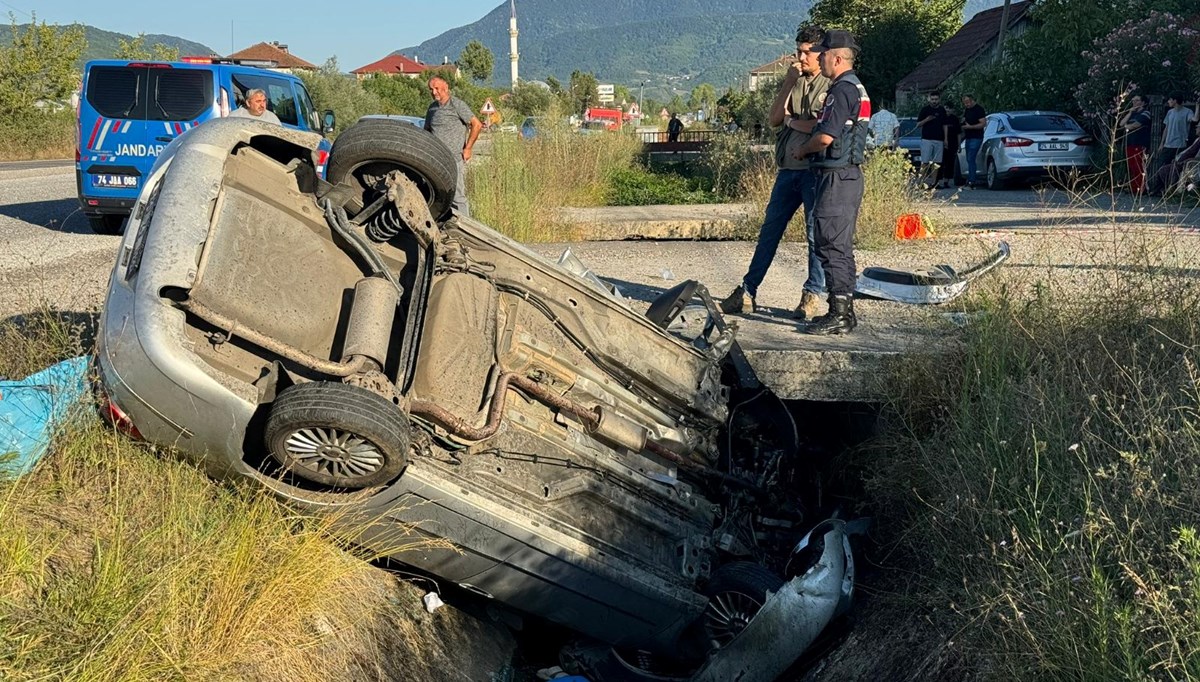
[468,114,642,242]
[0,111,74,161]
[868,229,1200,679]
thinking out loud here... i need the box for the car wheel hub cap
[704,591,764,647]
[284,427,385,478]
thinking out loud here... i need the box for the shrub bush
[605,165,716,206]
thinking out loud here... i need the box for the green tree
[116,33,179,61]
[568,70,599,115]
[361,72,428,116]
[0,16,86,121]
[688,82,717,120]
[811,0,964,107]
[457,40,494,83]
[509,80,552,116]
[668,94,686,115]
[296,57,382,137]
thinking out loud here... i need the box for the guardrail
[638,130,722,144]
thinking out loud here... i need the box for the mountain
[399,0,813,96]
[400,0,1015,95]
[4,24,216,67]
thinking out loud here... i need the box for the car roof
[992,111,1074,118]
[358,114,426,127]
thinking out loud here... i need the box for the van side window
[149,70,212,122]
[295,83,319,132]
[87,66,143,118]
[231,74,298,126]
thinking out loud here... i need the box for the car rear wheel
[985,158,1006,190]
[265,381,410,489]
[88,214,125,235]
[702,561,784,648]
[326,118,458,222]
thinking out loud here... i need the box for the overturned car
[95,118,856,679]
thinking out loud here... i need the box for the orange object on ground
[894,213,930,240]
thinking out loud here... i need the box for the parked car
[957,111,1094,190]
[93,118,856,680]
[76,57,334,235]
[895,116,922,165]
[358,114,427,128]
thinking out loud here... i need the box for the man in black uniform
[790,29,870,335]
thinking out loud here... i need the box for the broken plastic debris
[422,591,444,613]
[659,268,675,281]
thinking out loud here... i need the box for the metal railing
[638,130,722,144]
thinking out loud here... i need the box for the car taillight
[128,62,172,69]
[1074,136,1093,146]
[95,384,143,440]
[315,149,329,174]
[218,88,230,118]
[1002,137,1033,147]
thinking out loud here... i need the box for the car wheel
[702,561,785,648]
[326,118,458,222]
[986,158,1006,190]
[88,214,125,235]
[265,381,410,489]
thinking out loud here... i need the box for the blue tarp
[0,356,90,478]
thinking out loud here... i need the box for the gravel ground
[4,163,1200,327]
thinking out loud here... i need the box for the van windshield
[86,66,213,122]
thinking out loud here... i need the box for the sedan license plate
[91,174,138,188]
[1039,142,1069,151]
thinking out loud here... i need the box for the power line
[0,1,32,20]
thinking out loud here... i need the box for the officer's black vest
[811,72,871,169]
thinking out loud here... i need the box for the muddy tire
[702,561,785,648]
[88,214,125,235]
[327,118,458,221]
[265,381,409,489]
[985,158,1006,191]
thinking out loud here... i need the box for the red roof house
[225,41,317,70]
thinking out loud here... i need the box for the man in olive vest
[720,24,831,320]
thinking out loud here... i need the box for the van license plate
[92,174,138,188]
[1039,142,1068,151]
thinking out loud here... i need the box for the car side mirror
[322,110,336,135]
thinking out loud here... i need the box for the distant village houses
[747,53,797,92]
[350,54,461,81]
[225,41,317,72]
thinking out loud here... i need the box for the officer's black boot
[805,293,856,335]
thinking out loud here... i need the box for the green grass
[865,228,1200,679]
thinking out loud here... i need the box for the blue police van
[76,57,334,234]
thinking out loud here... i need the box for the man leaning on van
[229,88,281,125]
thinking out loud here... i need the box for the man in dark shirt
[961,94,986,187]
[915,92,946,187]
[791,29,870,335]
[939,104,961,189]
[1120,94,1153,194]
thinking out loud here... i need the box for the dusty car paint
[95,117,854,675]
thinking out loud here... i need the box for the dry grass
[865,224,1200,680]
[0,113,75,162]
[0,313,457,681]
[467,116,643,242]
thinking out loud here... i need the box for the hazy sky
[21,0,503,71]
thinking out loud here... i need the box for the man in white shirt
[868,105,899,148]
[228,89,282,125]
[1159,92,1199,167]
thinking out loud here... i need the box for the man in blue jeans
[721,24,830,320]
[961,94,986,187]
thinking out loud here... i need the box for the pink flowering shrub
[1074,11,1200,121]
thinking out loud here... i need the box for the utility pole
[994,0,1012,61]
[639,81,646,123]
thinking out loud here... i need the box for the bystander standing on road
[790,29,871,335]
[960,94,986,187]
[1158,92,1199,168]
[721,24,831,320]
[425,76,483,217]
[916,92,946,188]
[1120,93,1153,194]
[868,103,899,148]
[939,103,961,189]
[228,89,281,125]
[1150,119,1200,196]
